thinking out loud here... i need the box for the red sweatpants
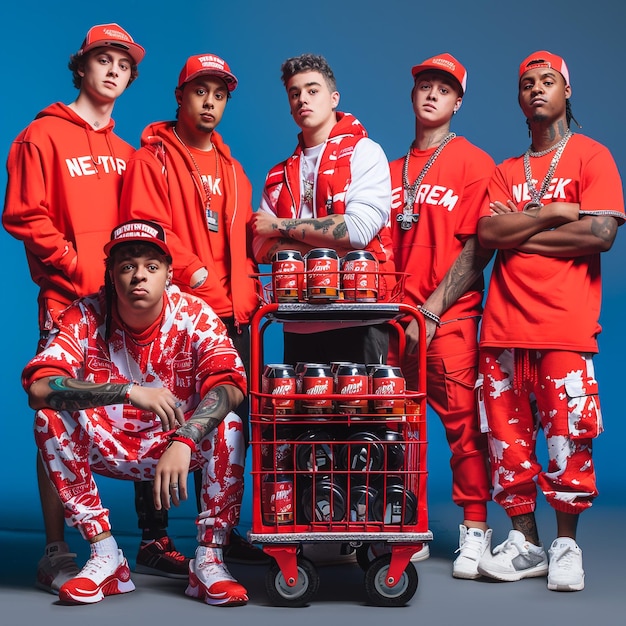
[390,317,491,522]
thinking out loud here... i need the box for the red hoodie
[3,103,133,309]
[119,121,259,327]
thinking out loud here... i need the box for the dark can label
[305,248,340,301]
[262,364,297,416]
[300,364,334,412]
[341,250,378,302]
[272,250,304,302]
[371,365,405,414]
[335,363,369,413]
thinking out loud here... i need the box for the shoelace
[551,545,576,569]
[494,538,527,556]
[165,550,186,562]
[79,554,117,578]
[455,535,484,560]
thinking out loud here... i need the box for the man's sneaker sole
[134,563,189,580]
[548,576,585,592]
[477,560,548,582]
[185,567,248,606]
[58,559,135,604]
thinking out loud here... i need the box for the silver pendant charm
[523,201,543,212]
[397,208,419,230]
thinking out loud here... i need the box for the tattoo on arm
[332,221,348,240]
[46,376,129,411]
[173,385,233,445]
[439,237,493,312]
[590,216,617,243]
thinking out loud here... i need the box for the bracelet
[418,306,441,327]
[125,381,135,404]
[169,435,197,453]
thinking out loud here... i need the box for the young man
[251,53,394,365]
[476,51,624,591]
[23,219,249,607]
[1,23,182,591]
[388,53,495,579]
[119,53,263,564]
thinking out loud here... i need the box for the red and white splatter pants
[478,348,602,517]
[34,407,245,545]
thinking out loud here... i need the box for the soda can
[341,250,378,302]
[261,425,294,471]
[261,364,297,417]
[272,250,304,302]
[370,365,405,414]
[300,364,334,414]
[372,477,417,525]
[262,474,294,524]
[305,248,340,301]
[335,363,369,414]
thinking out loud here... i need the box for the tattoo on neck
[46,377,128,411]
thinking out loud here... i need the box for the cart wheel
[265,557,320,607]
[364,555,418,607]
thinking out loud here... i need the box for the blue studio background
[1,0,624,548]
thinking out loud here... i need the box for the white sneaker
[58,549,135,604]
[186,546,248,606]
[36,542,80,594]
[453,525,492,579]
[548,537,585,591]
[477,530,548,582]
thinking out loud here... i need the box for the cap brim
[178,69,238,91]
[81,40,145,65]
[104,237,171,257]
[412,64,464,94]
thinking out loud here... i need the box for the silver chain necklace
[523,130,572,210]
[122,330,158,384]
[172,126,218,212]
[397,133,456,230]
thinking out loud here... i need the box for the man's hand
[250,212,281,239]
[405,317,437,354]
[153,441,191,510]
[128,385,185,431]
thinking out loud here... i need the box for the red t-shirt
[480,133,625,352]
[389,136,495,320]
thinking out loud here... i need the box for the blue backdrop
[1,0,624,538]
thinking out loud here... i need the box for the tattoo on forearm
[174,386,232,444]
[590,216,617,243]
[46,377,128,410]
[332,221,348,240]
[440,238,492,311]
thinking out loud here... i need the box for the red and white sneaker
[59,549,135,604]
[185,546,248,607]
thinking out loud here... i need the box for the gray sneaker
[477,529,548,581]
[36,542,80,594]
[547,538,584,591]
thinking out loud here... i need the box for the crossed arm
[477,200,618,256]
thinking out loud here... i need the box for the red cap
[519,51,570,86]
[411,53,467,94]
[104,220,171,257]
[177,53,238,91]
[77,23,145,65]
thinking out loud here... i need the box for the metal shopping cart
[248,268,430,607]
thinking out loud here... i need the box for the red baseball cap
[77,23,145,65]
[177,53,238,91]
[411,53,467,95]
[519,51,570,86]
[104,220,171,257]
